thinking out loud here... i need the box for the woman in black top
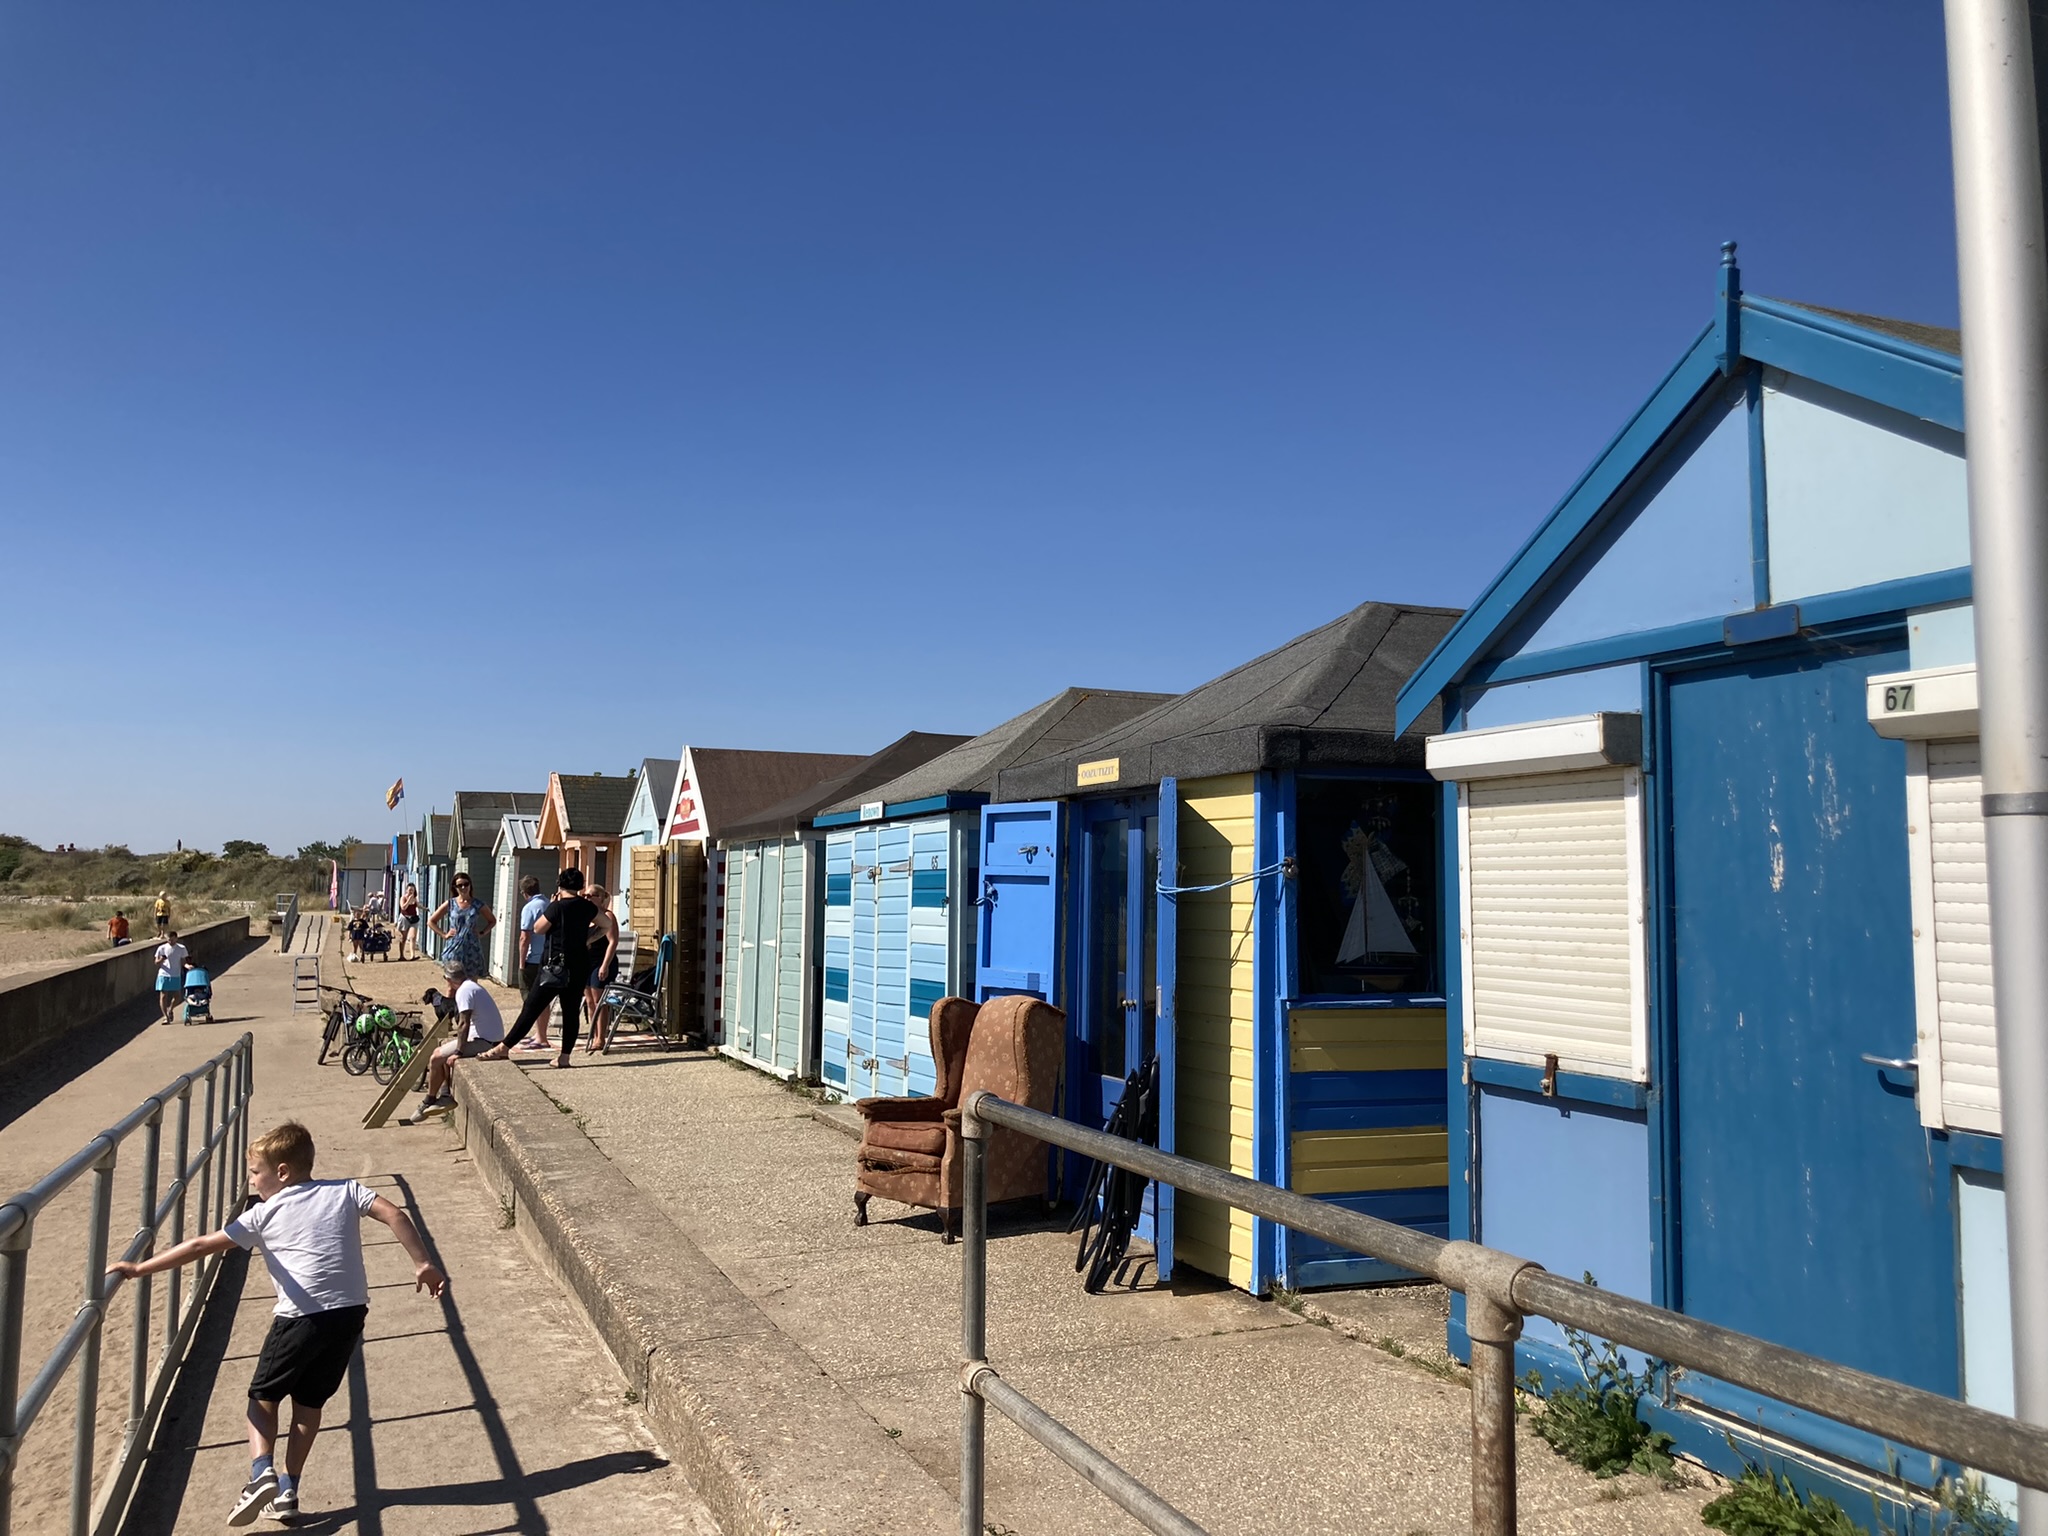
[482,868,598,1067]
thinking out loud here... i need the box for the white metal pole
[1946,3,2048,1526]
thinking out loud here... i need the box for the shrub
[1521,1276,1676,1482]
[1702,1468,1862,1535]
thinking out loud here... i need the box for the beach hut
[448,791,545,899]
[660,747,870,1043]
[992,603,1458,1292]
[617,758,679,931]
[336,841,392,913]
[813,689,1171,1101]
[536,772,637,892]
[1392,248,1993,1504]
[487,814,552,986]
[716,732,971,1081]
[417,812,453,958]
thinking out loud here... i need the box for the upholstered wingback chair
[853,994,1066,1241]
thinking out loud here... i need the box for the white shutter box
[1460,768,1645,1079]
[1915,739,2000,1134]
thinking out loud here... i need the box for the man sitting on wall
[406,960,504,1122]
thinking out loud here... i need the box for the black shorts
[248,1305,367,1408]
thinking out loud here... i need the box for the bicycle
[318,988,376,1067]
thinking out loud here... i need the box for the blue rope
[1155,860,1289,897]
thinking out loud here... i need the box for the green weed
[1520,1276,1676,1482]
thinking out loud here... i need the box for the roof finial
[1716,239,1743,377]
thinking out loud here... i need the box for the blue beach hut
[1395,248,2002,1510]
[811,690,1170,1101]
[991,602,1459,1293]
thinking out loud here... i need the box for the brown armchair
[852,994,1066,1241]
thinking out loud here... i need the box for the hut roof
[636,759,681,825]
[826,689,1175,816]
[721,733,973,844]
[686,749,870,840]
[493,814,543,853]
[425,814,454,860]
[451,791,547,853]
[552,773,637,838]
[996,602,1461,800]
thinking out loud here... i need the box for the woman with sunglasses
[429,874,495,984]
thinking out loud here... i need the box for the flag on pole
[385,777,405,811]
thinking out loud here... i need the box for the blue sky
[0,3,1959,854]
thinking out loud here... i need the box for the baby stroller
[182,968,213,1025]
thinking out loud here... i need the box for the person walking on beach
[153,891,171,937]
[582,885,620,1054]
[153,930,188,1025]
[396,883,420,962]
[429,874,494,984]
[513,876,552,1052]
[482,867,596,1068]
[107,1121,445,1525]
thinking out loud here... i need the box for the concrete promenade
[0,924,715,1534]
[508,1045,1724,1536]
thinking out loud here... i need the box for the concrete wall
[0,916,257,1067]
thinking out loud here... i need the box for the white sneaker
[228,1469,278,1526]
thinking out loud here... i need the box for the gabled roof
[1392,252,1965,735]
[720,732,973,844]
[678,749,871,841]
[450,791,547,853]
[998,603,1460,800]
[821,689,1175,821]
[635,759,681,826]
[492,814,542,854]
[424,814,453,860]
[545,773,637,843]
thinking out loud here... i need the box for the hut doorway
[1663,638,1957,1417]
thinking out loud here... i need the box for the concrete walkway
[526,1047,1723,1536]
[0,925,717,1534]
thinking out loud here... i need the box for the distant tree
[101,844,133,859]
[0,848,20,883]
[222,840,270,860]
[296,841,342,863]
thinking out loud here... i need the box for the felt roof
[451,792,547,853]
[552,773,637,838]
[425,815,453,860]
[686,749,870,840]
[720,732,974,844]
[996,603,1461,801]
[1774,299,1958,358]
[828,689,1175,815]
[636,759,681,826]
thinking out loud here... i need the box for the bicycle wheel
[341,1039,373,1077]
[318,1006,347,1066]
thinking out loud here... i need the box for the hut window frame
[1291,773,1441,1001]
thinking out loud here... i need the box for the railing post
[0,1207,32,1536]
[194,1071,216,1268]
[959,1090,989,1536]
[1441,1242,1539,1536]
[70,1153,115,1536]
[124,1109,161,1457]
[166,1087,190,1346]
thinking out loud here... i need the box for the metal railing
[0,1035,255,1536]
[275,893,299,954]
[956,1091,2048,1536]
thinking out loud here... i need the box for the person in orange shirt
[108,911,131,948]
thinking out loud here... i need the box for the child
[108,1122,446,1525]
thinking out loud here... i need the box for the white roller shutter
[1909,739,1999,1134]
[1459,768,1646,1079]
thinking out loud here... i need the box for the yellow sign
[1076,758,1121,786]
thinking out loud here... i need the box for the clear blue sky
[0,2,1959,855]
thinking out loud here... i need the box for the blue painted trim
[1645,662,1676,1311]
[1944,1130,2004,1174]
[1289,994,1449,1010]
[1747,364,1771,607]
[1465,1055,1648,1110]
[1252,770,1284,1292]
[1715,242,1741,377]
[1460,567,1974,690]
[812,792,985,830]
[1741,296,1963,431]
[1395,325,1724,734]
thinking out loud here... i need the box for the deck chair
[597,932,673,1047]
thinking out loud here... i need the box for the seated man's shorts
[248,1305,369,1408]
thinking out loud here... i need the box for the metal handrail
[0,1034,255,1536]
[956,1090,2048,1536]
[275,893,298,953]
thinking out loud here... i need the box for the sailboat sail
[1336,842,1416,963]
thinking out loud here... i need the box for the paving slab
[0,924,718,1534]
[532,1048,1724,1534]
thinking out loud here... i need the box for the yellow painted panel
[1292,1129,1450,1166]
[1291,1040,1448,1074]
[1287,1008,1447,1046]
[1292,1161,1451,1196]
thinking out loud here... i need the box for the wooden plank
[363,1015,455,1129]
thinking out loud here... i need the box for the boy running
[108,1122,446,1525]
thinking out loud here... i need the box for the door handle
[1860,1053,1918,1073]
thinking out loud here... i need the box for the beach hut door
[976,801,1061,1002]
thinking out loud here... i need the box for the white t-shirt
[224,1178,381,1317]
[154,943,188,980]
[455,979,504,1043]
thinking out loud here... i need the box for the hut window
[1294,777,1439,998]
[1906,738,1999,1135]
[1458,768,1646,1080]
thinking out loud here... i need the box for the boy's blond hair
[250,1122,315,1179]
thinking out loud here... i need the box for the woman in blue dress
[430,874,495,981]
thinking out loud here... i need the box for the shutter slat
[1927,739,2000,1133]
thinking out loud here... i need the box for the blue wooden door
[1077,796,1163,1241]
[976,802,1061,1001]
[821,832,855,1094]
[1665,640,1957,1416]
